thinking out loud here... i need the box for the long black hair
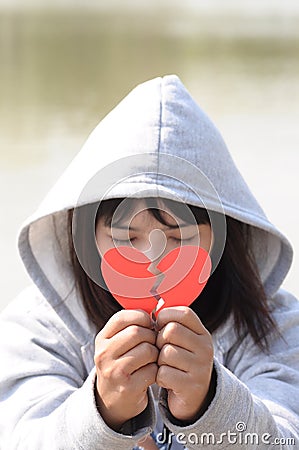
[68,197,278,351]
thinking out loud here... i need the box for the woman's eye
[113,237,135,245]
[171,237,183,243]
[171,235,196,243]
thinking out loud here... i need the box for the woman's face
[95,199,212,273]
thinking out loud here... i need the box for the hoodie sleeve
[158,290,299,449]
[0,291,155,450]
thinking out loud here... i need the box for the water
[1,4,299,310]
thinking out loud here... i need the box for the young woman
[0,75,298,449]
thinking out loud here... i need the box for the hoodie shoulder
[1,285,49,318]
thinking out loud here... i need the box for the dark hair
[68,197,278,351]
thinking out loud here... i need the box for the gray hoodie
[0,75,299,449]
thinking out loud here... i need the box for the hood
[18,75,293,326]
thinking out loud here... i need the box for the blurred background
[1,0,299,310]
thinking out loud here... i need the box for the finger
[119,342,159,375]
[156,321,201,352]
[111,325,157,357]
[98,309,152,339]
[131,362,158,391]
[156,364,186,391]
[156,306,207,335]
[95,325,157,362]
[158,344,193,373]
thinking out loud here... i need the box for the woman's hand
[94,309,158,430]
[156,306,214,423]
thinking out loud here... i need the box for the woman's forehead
[98,196,206,229]
[113,200,180,227]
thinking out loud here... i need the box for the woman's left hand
[156,306,214,423]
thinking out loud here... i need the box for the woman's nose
[141,229,167,264]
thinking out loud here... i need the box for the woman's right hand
[94,309,158,430]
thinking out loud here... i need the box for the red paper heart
[101,245,211,315]
[156,246,211,312]
[101,246,157,314]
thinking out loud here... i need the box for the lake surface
[1,4,299,309]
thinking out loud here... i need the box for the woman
[0,75,298,449]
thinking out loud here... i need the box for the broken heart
[101,245,211,315]
[101,246,158,315]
